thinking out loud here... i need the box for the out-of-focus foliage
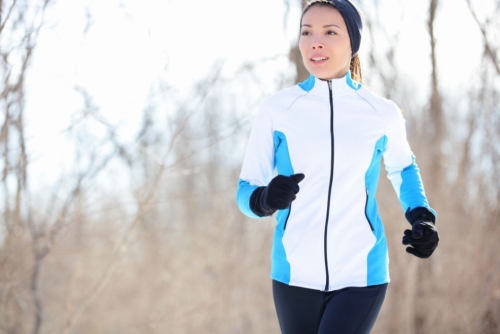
[0,0,499,333]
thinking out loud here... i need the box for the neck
[318,70,350,81]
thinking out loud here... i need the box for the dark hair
[301,0,363,83]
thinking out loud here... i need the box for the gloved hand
[249,173,305,217]
[402,207,439,259]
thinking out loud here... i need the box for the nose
[311,38,324,50]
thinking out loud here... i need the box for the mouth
[310,56,329,62]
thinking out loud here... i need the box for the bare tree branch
[426,0,445,195]
[465,0,500,75]
[0,0,17,35]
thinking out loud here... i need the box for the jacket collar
[298,71,361,99]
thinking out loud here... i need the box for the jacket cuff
[249,187,276,217]
[405,207,436,225]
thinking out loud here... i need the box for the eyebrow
[301,24,341,29]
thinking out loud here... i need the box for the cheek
[299,44,312,66]
[298,40,307,57]
[333,39,351,58]
[332,47,351,61]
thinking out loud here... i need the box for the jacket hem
[271,274,390,292]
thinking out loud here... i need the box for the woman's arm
[382,102,439,258]
[382,102,436,218]
[236,105,276,218]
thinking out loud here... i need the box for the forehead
[301,5,346,28]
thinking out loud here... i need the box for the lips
[309,54,329,64]
[311,56,329,62]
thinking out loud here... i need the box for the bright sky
[24,0,485,190]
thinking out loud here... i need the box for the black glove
[249,173,305,217]
[402,207,439,259]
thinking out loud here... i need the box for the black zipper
[364,189,374,231]
[323,80,335,291]
[283,203,292,230]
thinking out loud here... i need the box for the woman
[236,0,439,333]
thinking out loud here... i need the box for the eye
[326,30,337,35]
[301,30,311,36]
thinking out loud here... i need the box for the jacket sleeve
[236,104,275,218]
[382,102,436,218]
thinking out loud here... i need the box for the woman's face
[299,5,352,80]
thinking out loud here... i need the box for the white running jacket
[236,72,435,292]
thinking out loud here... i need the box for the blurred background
[1,0,499,333]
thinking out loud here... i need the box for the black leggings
[272,280,388,334]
